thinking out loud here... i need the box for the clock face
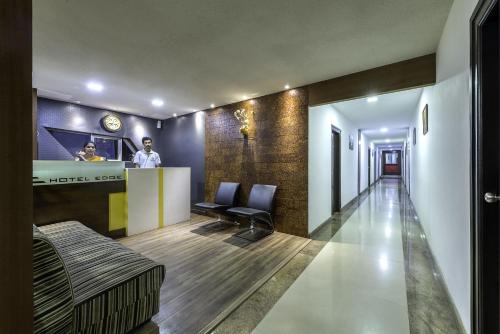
[102,115,122,132]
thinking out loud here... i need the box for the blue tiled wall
[37,98,162,162]
[37,97,205,203]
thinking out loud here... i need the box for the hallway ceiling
[33,0,451,119]
[333,87,423,141]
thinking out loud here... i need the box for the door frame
[470,0,499,333]
[331,125,341,214]
[368,147,371,187]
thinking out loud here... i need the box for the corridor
[253,179,464,334]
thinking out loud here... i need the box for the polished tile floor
[138,179,464,333]
[250,179,464,334]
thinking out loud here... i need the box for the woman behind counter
[74,141,106,161]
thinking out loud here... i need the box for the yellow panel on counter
[109,192,127,232]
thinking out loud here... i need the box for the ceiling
[33,0,452,119]
[333,87,422,143]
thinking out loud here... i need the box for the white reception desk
[127,167,191,236]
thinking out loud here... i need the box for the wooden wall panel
[308,54,436,106]
[205,89,309,237]
[34,182,126,237]
[0,0,33,332]
[32,88,38,160]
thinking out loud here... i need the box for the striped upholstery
[33,225,74,334]
[38,222,165,334]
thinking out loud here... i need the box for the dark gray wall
[161,112,205,204]
[37,98,162,161]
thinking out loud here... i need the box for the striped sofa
[33,222,165,334]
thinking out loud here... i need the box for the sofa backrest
[33,225,74,334]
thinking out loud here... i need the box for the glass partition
[33,161,125,186]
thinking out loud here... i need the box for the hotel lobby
[2,0,498,333]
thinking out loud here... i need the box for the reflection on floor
[253,179,411,333]
[214,179,465,334]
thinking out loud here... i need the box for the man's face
[143,140,153,152]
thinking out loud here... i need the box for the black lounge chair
[227,184,277,242]
[195,182,240,227]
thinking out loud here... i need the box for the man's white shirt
[133,149,161,168]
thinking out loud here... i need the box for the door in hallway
[331,126,341,213]
[382,150,401,176]
[471,1,499,333]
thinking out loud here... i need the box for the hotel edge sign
[33,160,125,186]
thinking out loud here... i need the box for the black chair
[194,182,240,227]
[227,184,277,242]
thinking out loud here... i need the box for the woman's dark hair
[83,141,96,149]
[142,136,153,144]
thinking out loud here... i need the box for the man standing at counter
[133,137,161,168]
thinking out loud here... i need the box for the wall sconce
[234,108,252,137]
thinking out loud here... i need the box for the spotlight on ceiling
[173,113,177,117]
[210,103,215,108]
[385,139,390,143]
[380,127,388,133]
[242,95,248,100]
[367,96,378,103]
[86,82,104,92]
[284,84,290,89]
[151,99,164,107]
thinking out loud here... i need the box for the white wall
[359,133,370,192]
[376,149,382,180]
[409,0,478,332]
[308,104,359,233]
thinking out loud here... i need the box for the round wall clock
[102,114,122,132]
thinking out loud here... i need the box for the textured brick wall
[205,88,308,237]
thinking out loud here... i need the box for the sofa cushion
[39,221,165,333]
[33,225,74,333]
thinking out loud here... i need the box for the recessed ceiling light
[75,100,81,104]
[151,99,164,107]
[385,139,390,143]
[242,95,248,100]
[173,113,177,117]
[86,81,104,92]
[367,96,378,103]
[284,84,290,89]
[380,127,388,133]
[210,103,215,108]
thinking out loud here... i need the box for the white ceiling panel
[33,0,451,118]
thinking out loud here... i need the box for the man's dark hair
[142,136,153,144]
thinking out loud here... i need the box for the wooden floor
[120,214,310,334]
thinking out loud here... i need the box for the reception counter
[33,161,191,237]
[126,167,191,236]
